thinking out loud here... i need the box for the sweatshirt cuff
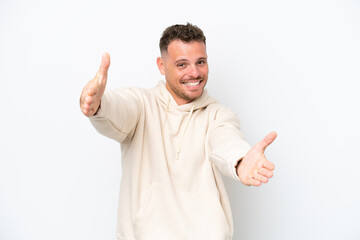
[210,146,250,182]
[228,149,250,181]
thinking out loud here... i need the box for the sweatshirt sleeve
[89,88,141,143]
[208,106,251,181]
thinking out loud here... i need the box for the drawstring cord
[176,105,195,160]
[162,98,170,136]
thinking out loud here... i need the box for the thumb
[255,131,277,152]
[98,52,111,76]
[97,52,110,86]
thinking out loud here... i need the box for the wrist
[235,158,243,176]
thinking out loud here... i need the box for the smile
[183,81,201,86]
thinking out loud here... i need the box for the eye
[177,62,186,68]
[197,60,206,65]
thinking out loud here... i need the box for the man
[80,23,276,240]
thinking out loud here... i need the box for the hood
[153,80,217,112]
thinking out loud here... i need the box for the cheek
[166,67,188,83]
[166,71,182,84]
[202,66,209,75]
[173,71,185,82]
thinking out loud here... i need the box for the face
[157,40,209,105]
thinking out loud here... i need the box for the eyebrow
[197,57,207,61]
[174,59,188,64]
[174,57,207,64]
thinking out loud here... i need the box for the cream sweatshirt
[89,81,251,240]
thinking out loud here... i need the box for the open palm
[237,132,277,186]
[80,53,110,117]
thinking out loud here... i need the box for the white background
[1,0,360,239]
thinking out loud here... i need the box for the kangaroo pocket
[133,182,231,240]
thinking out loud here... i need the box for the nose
[187,64,200,79]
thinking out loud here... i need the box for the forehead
[165,40,207,60]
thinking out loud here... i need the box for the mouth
[182,80,202,87]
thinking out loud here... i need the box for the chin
[186,91,204,101]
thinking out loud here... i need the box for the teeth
[184,81,200,86]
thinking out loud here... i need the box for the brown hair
[159,23,206,53]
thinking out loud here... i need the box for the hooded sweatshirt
[89,81,251,240]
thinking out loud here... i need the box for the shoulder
[206,101,239,122]
[110,86,155,100]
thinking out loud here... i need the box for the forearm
[89,89,141,143]
[209,129,251,181]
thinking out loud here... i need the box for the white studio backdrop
[1,0,359,239]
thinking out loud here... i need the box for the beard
[166,76,206,103]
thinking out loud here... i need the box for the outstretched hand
[80,53,110,117]
[237,132,277,187]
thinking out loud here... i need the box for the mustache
[183,76,203,81]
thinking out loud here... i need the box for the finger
[249,178,261,187]
[263,160,275,171]
[81,108,88,116]
[253,171,268,183]
[255,131,277,152]
[97,73,107,89]
[258,167,273,178]
[80,91,86,107]
[84,95,93,107]
[98,52,111,78]
[86,85,97,96]
[80,91,90,110]
[83,104,92,114]
[81,107,93,117]
[87,100,99,111]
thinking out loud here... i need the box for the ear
[157,57,166,75]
